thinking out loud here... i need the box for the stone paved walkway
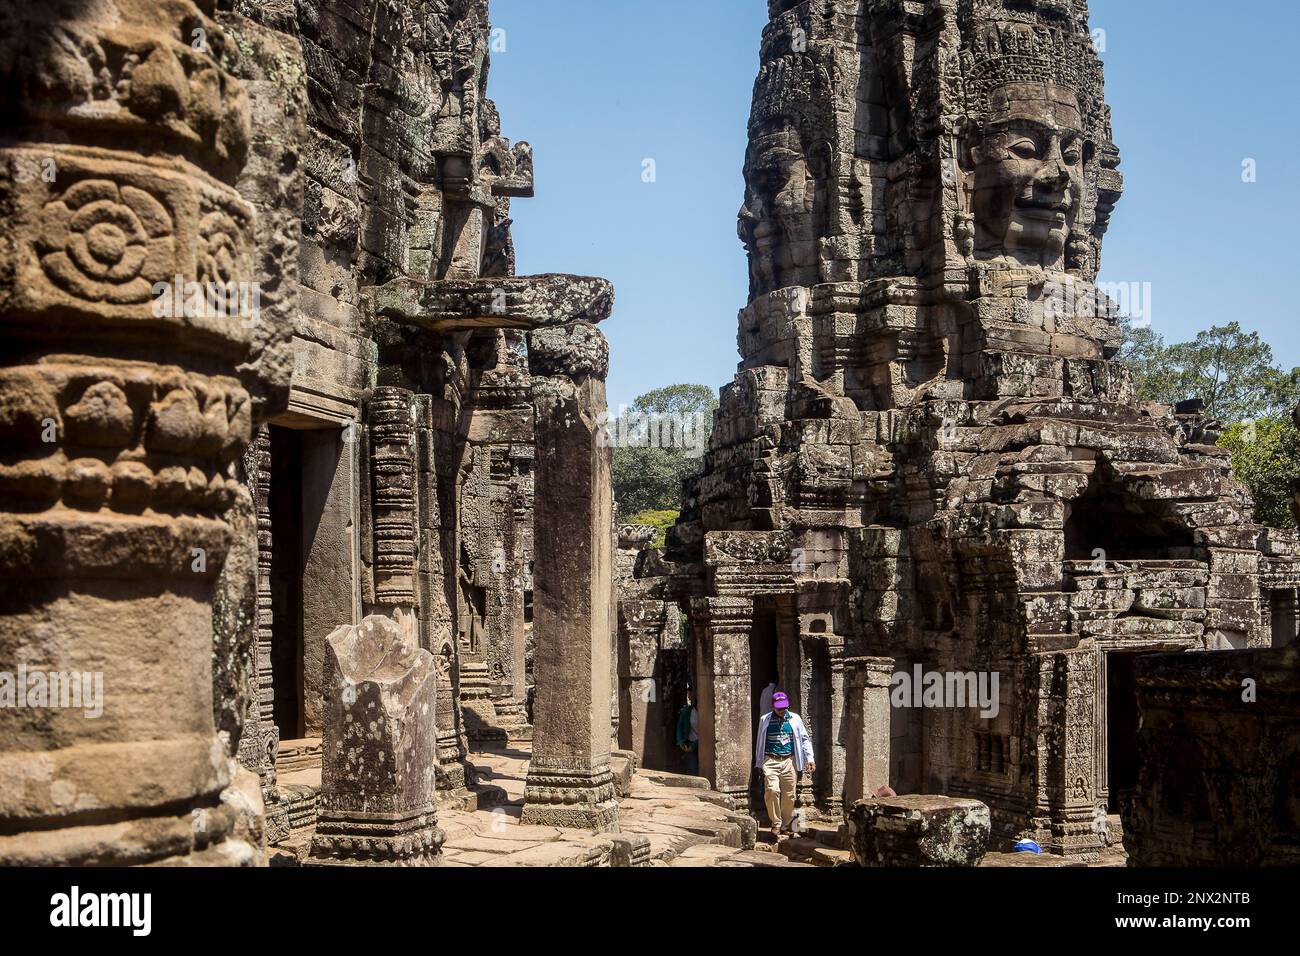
[273,743,1126,867]
[439,746,813,867]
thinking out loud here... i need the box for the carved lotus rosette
[2,149,257,351]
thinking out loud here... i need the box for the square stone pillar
[843,657,896,808]
[824,635,848,810]
[692,596,754,801]
[618,598,673,769]
[520,323,619,831]
[795,631,848,810]
[308,615,442,865]
[1039,649,1103,858]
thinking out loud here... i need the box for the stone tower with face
[628,0,1296,861]
[954,12,1114,278]
[961,81,1090,269]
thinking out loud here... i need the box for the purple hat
[772,692,789,709]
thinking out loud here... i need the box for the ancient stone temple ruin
[621,0,1300,858]
[1,0,1296,872]
[0,0,622,865]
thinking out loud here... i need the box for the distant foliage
[1120,320,1300,529]
[612,384,718,518]
[1218,418,1300,528]
[1120,319,1300,423]
[626,510,680,549]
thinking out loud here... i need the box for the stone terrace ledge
[368,274,614,332]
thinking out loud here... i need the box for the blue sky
[489,0,1300,413]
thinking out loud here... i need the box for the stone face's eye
[1008,138,1039,159]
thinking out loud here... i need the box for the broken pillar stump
[308,615,443,866]
[847,795,991,867]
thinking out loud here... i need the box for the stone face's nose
[367,273,614,332]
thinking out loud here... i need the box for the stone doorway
[1105,651,1140,814]
[264,420,361,765]
[269,426,305,740]
[1269,589,1298,648]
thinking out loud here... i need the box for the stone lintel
[369,275,613,333]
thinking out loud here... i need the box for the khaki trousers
[762,755,796,829]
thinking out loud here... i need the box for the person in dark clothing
[675,688,700,776]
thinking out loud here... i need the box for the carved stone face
[963,83,1090,269]
[739,124,817,293]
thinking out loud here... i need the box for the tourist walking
[754,691,815,838]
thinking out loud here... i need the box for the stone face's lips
[368,274,614,332]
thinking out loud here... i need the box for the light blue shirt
[754,711,815,772]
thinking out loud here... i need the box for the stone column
[795,633,821,809]
[366,388,439,789]
[488,440,532,738]
[413,395,470,792]
[308,616,442,865]
[693,596,754,802]
[1040,650,1103,858]
[0,2,289,865]
[370,387,419,614]
[824,634,847,811]
[520,323,618,831]
[239,427,289,844]
[610,521,622,751]
[843,657,895,808]
[619,598,672,769]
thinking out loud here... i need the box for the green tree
[626,509,679,549]
[1121,320,1300,422]
[1219,417,1300,528]
[611,384,718,518]
[1116,317,1173,403]
[1119,320,1300,528]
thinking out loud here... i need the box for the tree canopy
[1120,319,1300,528]
[611,384,718,519]
[1217,418,1300,528]
[1119,319,1300,422]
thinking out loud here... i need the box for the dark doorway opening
[1106,652,1140,814]
[1065,494,1195,562]
[1270,590,1297,648]
[269,426,305,740]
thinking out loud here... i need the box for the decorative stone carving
[371,387,419,608]
[0,0,290,866]
[1123,646,1300,867]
